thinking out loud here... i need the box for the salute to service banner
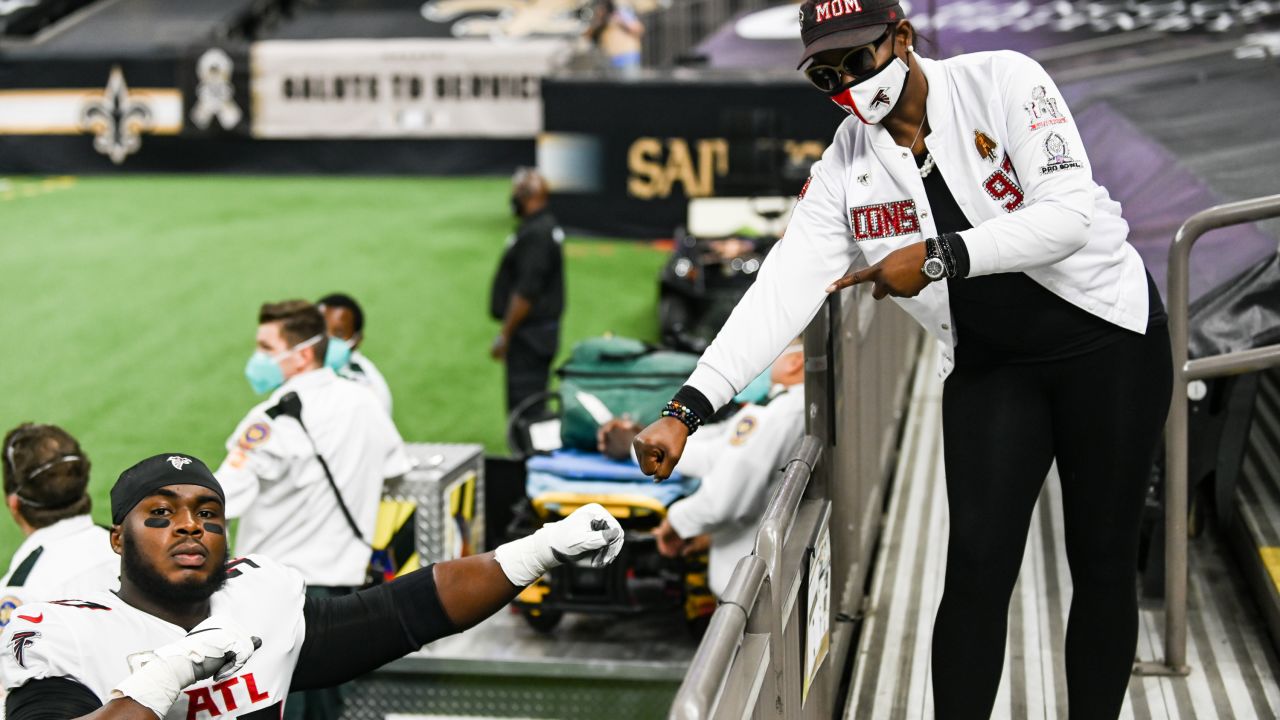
[250,38,569,139]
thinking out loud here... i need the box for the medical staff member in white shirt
[318,292,393,416]
[1,424,118,624]
[632,3,1172,718]
[214,299,412,720]
[597,341,805,597]
[0,452,623,719]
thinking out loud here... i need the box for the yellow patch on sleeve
[237,421,271,451]
[729,415,759,446]
[0,595,22,627]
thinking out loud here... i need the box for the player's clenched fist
[494,503,624,587]
[112,616,260,717]
[633,416,690,481]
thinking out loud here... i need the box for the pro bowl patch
[237,421,271,450]
[730,416,758,446]
[0,596,22,628]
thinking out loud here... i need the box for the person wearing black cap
[0,424,119,624]
[0,452,624,719]
[631,2,1171,718]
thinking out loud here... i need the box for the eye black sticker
[143,518,171,529]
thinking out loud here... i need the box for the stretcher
[510,450,716,634]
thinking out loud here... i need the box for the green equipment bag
[558,336,699,451]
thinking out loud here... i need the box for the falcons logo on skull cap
[167,456,192,470]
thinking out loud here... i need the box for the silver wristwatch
[921,239,947,281]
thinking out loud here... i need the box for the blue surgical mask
[733,370,773,405]
[325,336,353,372]
[243,334,322,395]
[244,351,286,395]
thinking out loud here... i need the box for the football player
[1,452,623,718]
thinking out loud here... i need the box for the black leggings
[931,323,1172,719]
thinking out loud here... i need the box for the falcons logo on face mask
[871,88,892,108]
[10,631,40,668]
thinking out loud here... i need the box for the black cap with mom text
[798,0,905,68]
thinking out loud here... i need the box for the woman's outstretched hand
[826,242,930,299]
[633,416,690,482]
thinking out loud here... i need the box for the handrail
[670,286,918,719]
[672,556,767,720]
[754,437,824,574]
[1157,193,1280,674]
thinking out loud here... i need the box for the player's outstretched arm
[290,503,624,692]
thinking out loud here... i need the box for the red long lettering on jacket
[849,200,920,241]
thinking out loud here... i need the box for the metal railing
[670,283,920,718]
[1141,193,1280,675]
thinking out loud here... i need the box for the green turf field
[0,175,668,571]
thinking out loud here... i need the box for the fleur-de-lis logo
[80,66,152,165]
[167,456,192,470]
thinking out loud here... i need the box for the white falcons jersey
[0,554,306,719]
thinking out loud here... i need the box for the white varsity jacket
[687,50,1150,410]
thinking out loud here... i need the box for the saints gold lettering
[783,140,826,168]
[627,138,730,200]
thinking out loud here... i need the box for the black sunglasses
[804,27,893,93]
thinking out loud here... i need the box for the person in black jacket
[490,167,566,416]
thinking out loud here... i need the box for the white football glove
[111,616,260,718]
[494,502,625,587]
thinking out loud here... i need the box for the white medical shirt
[666,386,806,596]
[215,368,413,586]
[340,350,392,417]
[0,516,119,630]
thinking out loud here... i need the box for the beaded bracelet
[934,233,958,279]
[661,400,703,434]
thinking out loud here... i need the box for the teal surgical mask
[244,334,322,395]
[325,336,353,372]
[733,370,773,405]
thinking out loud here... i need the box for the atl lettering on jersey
[849,200,919,241]
[183,672,270,720]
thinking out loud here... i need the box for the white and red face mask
[828,54,910,125]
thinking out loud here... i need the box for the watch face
[923,257,946,280]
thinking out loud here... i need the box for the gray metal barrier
[670,284,921,719]
[1139,193,1280,675]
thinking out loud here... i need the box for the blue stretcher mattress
[526,449,697,508]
